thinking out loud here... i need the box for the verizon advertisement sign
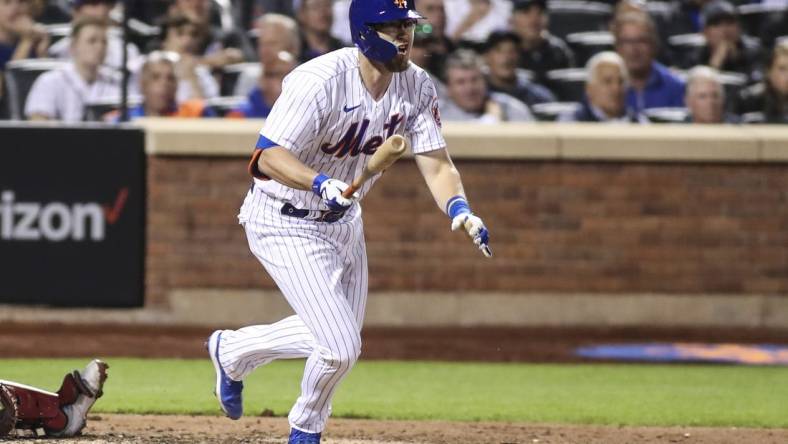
[0,189,128,242]
[0,125,144,307]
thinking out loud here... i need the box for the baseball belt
[280,203,346,223]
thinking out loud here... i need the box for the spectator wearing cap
[415,0,454,77]
[484,30,555,107]
[156,12,219,102]
[0,0,50,71]
[168,0,253,67]
[613,12,685,114]
[683,65,739,124]
[559,51,647,123]
[737,40,788,124]
[121,51,216,119]
[444,0,511,45]
[48,0,141,71]
[234,13,301,96]
[509,0,574,84]
[25,16,120,121]
[227,50,296,118]
[441,49,534,122]
[295,0,345,63]
[686,1,762,83]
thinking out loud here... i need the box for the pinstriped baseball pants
[217,186,368,433]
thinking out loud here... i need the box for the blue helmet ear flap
[356,25,398,63]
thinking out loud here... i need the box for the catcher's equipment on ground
[0,359,108,438]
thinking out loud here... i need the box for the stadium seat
[667,33,706,69]
[546,1,614,39]
[212,0,235,33]
[43,23,71,46]
[565,31,614,66]
[644,1,673,19]
[643,107,688,123]
[0,86,8,120]
[83,96,143,122]
[531,102,581,121]
[737,3,788,39]
[545,68,588,102]
[204,95,247,117]
[4,58,67,120]
[247,28,259,54]
[517,68,536,82]
[220,62,261,97]
[126,18,162,55]
[716,71,748,100]
[741,111,765,124]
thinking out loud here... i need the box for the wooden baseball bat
[342,135,409,198]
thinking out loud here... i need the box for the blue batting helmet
[349,0,424,63]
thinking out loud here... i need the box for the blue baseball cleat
[288,429,322,444]
[206,330,243,420]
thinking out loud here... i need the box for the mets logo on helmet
[394,0,407,8]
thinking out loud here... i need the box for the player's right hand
[312,174,358,212]
[451,213,492,258]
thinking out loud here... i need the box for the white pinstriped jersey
[255,47,446,211]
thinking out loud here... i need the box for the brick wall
[146,156,788,306]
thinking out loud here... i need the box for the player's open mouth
[397,44,408,54]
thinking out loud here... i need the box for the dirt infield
[6,415,788,444]
[2,323,787,443]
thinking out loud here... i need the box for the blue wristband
[312,173,330,196]
[446,195,471,219]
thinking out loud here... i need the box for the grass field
[1,358,786,428]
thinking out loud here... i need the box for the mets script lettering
[321,114,404,158]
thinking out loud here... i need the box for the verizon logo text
[0,189,128,242]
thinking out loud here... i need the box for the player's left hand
[451,213,492,258]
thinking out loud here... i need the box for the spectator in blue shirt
[228,51,296,118]
[613,12,685,114]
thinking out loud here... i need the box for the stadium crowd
[0,0,786,124]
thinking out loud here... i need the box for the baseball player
[207,1,491,442]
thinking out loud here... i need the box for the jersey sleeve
[406,75,447,154]
[258,70,326,153]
